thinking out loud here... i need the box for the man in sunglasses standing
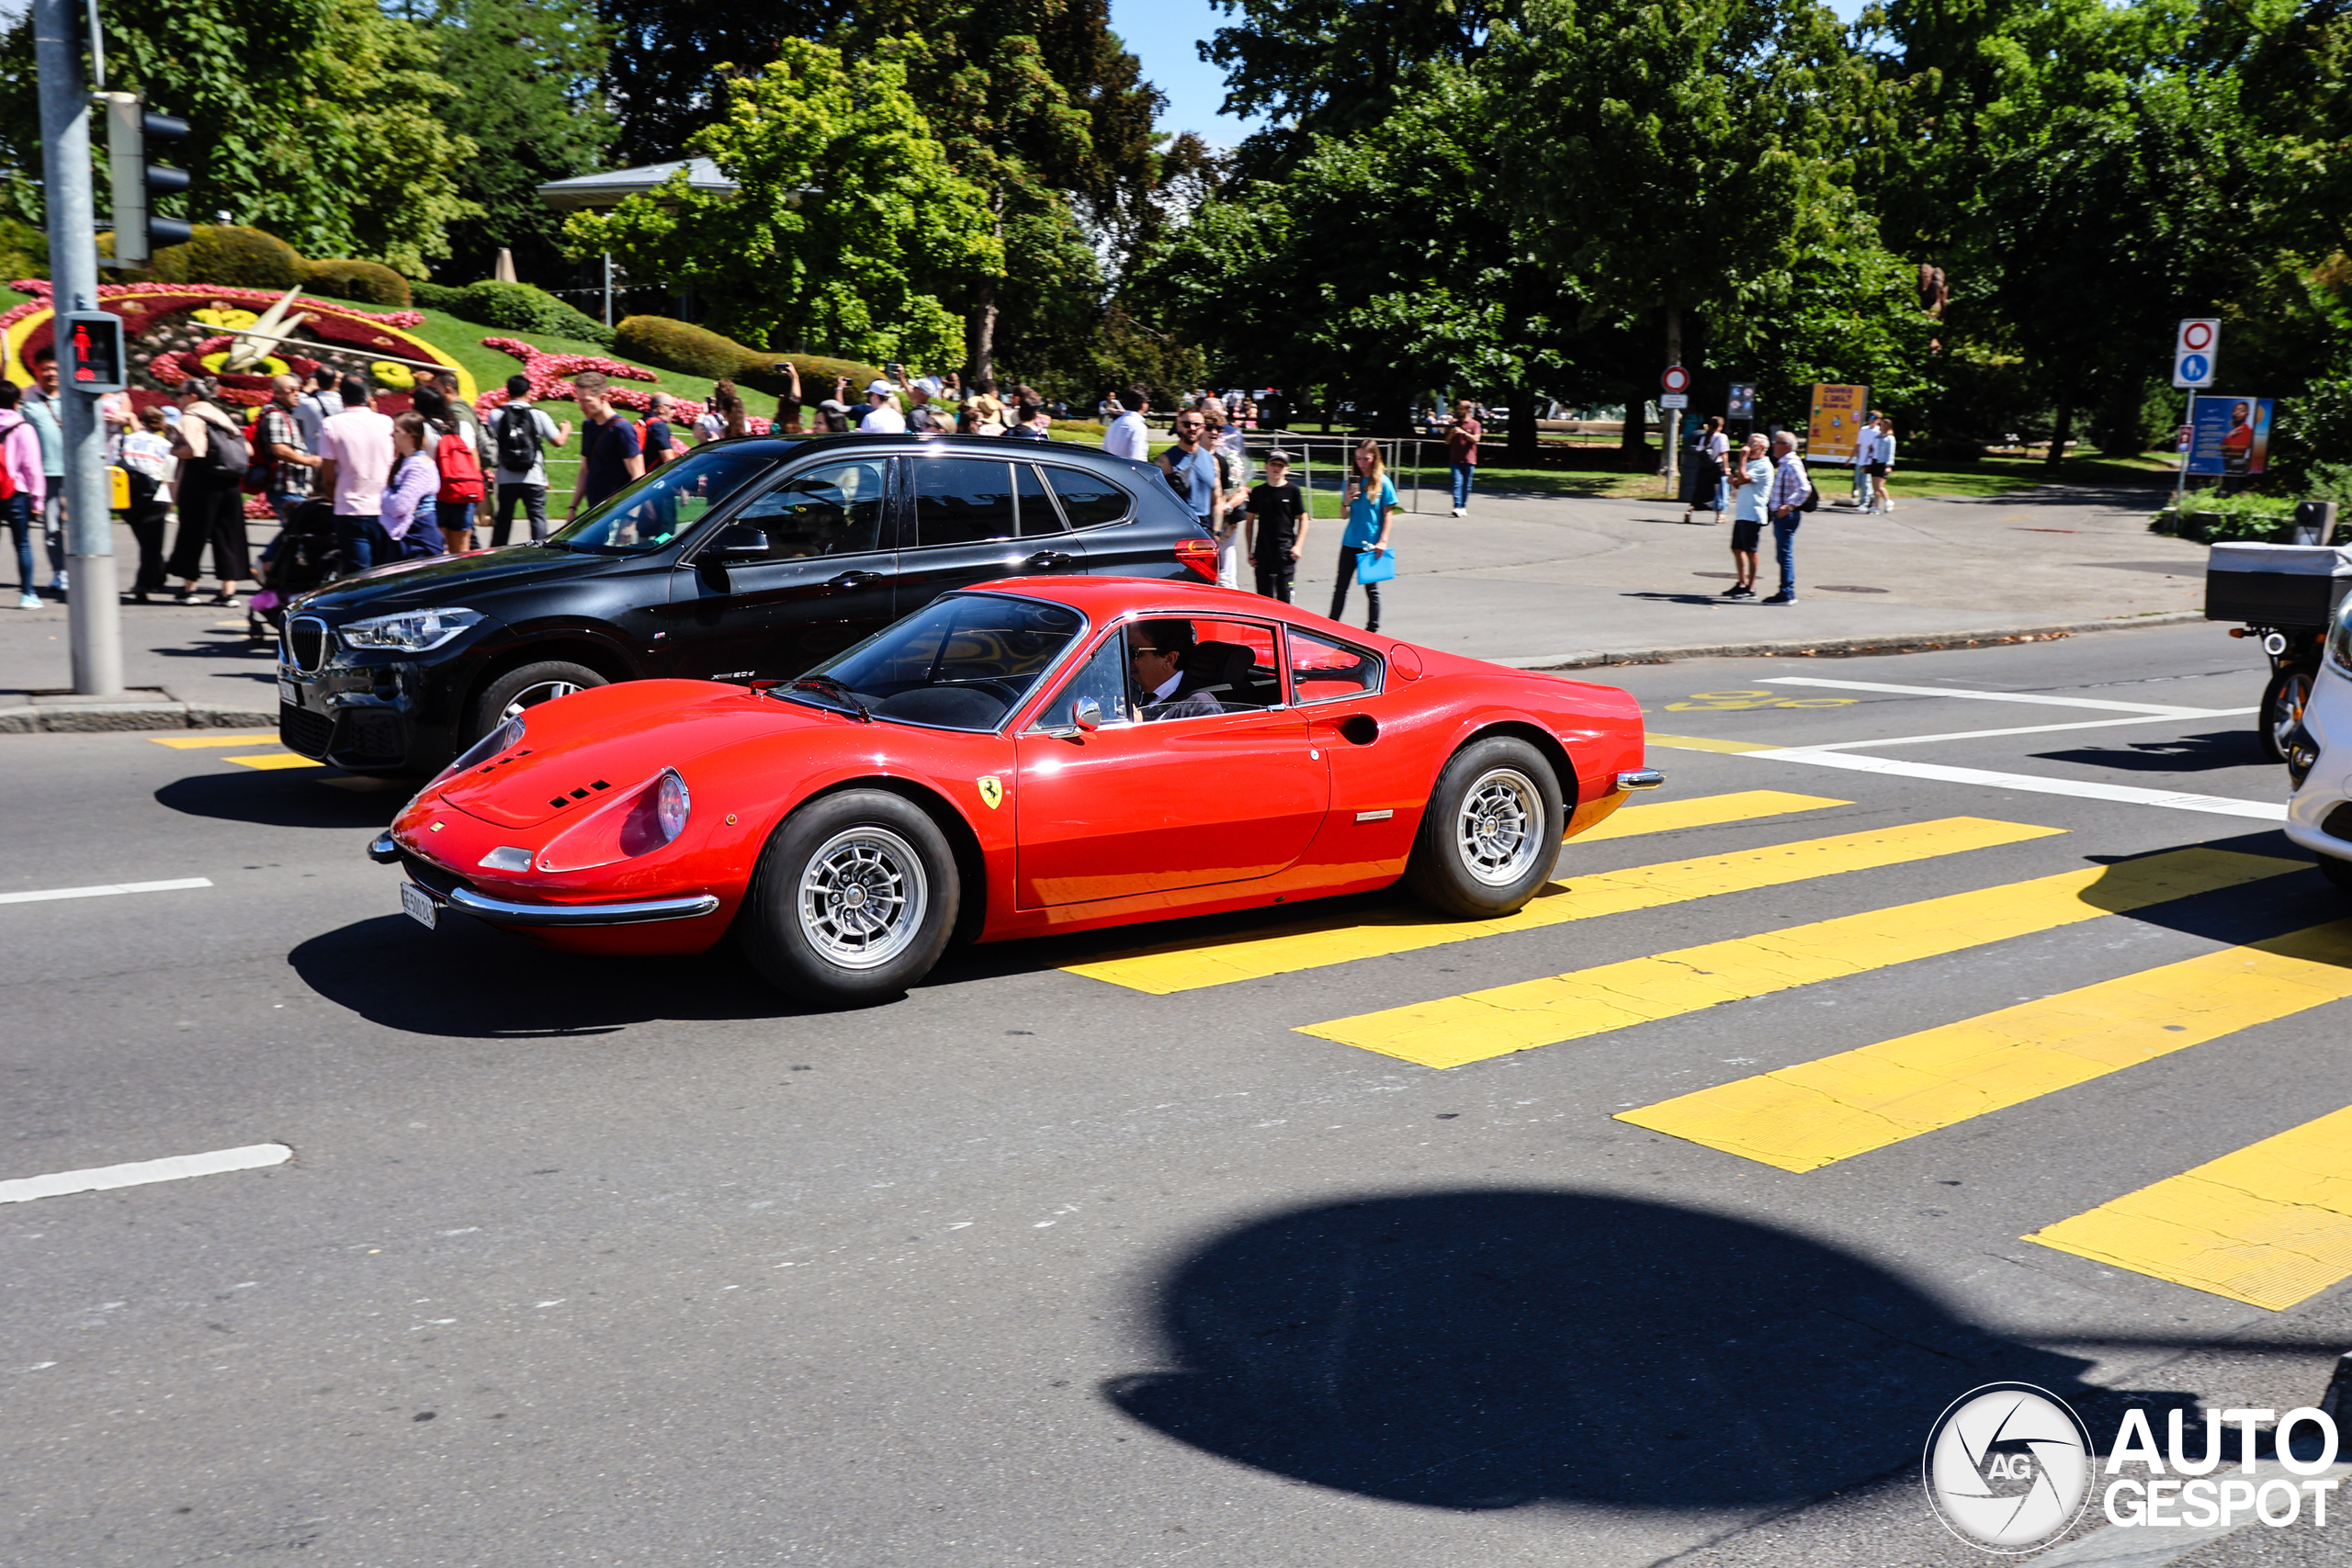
[1156,409,1242,587]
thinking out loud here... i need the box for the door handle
[1025,550,1077,570]
[827,570,884,589]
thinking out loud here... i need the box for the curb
[0,691,275,735]
[1499,612,2209,671]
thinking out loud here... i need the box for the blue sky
[1110,0,1875,145]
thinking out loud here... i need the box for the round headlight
[655,771,690,842]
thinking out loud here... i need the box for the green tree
[422,0,616,286]
[564,39,1000,366]
[592,4,842,164]
[0,0,478,276]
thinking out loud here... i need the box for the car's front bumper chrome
[1615,769,1666,791]
[402,878,721,927]
[368,832,402,864]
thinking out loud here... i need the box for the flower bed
[474,336,704,425]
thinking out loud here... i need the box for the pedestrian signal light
[62,311,127,393]
[101,92,193,267]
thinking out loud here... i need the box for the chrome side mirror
[1073,697,1102,732]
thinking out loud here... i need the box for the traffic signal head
[101,92,193,267]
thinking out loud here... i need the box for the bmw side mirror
[1073,697,1102,732]
[711,525,766,558]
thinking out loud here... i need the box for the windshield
[792,593,1088,731]
[548,443,788,554]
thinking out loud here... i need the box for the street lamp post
[32,0,122,695]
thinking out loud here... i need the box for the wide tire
[1404,737,1565,919]
[2318,852,2352,895]
[739,790,960,1005]
[2260,665,2315,764]
[469,660,608,743]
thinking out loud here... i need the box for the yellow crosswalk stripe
[1646,733,1776,753]
[1299,847,2302,1069]
[148,732,278,749]
[1576,790,1849,842]
[1617,920,2352,1171]
[1067,811,2046,996]
[226,752,323,771]
[2027,1102,2352,1311]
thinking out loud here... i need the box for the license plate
[279,679,299,706]
[401,882,440,931]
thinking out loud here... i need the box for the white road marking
[1745,748,2288,819]
[0,877,212,907]
[0,1144,292,1205]
[1786,708,2260,752]
[1758,676,2234,716]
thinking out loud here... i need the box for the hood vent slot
[548,779,613,810]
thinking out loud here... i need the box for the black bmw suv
[277,433,1216,774]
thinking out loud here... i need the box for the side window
[1028,634,1136,731]
[727,459,889,558]
[1043,465,1130,528]
[1288,628,1385,705]
[1015,465,1065,536]
[1131,616,1282,721]
[912,457,1017,547]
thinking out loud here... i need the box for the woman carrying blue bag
[1329,438,1397,633]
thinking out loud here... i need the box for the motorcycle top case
[2203,541,2352,626]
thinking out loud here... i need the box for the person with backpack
[488,374,571,546]
[412,384,487,553]
[1762,429,1815,605]
[0,378,48,610]
[164,378,259,606]
[1156,406,1244,585]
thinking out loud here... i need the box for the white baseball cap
[865,379,896,399]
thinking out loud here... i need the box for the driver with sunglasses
[1129,619,1223,720]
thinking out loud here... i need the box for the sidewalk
[0,482,2203,728]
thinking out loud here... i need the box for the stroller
[246,498,343,645]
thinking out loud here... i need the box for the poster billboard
[2185,395,2273,477]
[1807,384,1870,464]
[1727,383,1757,420]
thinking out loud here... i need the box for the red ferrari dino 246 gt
[372,579,1657,1002]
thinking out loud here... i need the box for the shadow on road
[2033,728,2268,774]
[1105,1190,2192,1509]
[154,770,405,829]
[288,913,813,1037]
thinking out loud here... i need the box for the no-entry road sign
[1661,366,1691,394]
[2174,320,2219,389]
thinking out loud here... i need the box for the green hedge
[146,225,305,290]
[615,315,882,402]
[300,258,412,308]
[410,280,615,347]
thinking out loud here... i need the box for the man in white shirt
[858,379,907,434]
[1103,385,1150,462]
[489,373,573,545]
[315,375,397,573]
[1851,409,1882,506]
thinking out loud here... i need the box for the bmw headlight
[341,606,485,653]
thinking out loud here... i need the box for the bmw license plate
[278,678,299,706]
[401,882,440,931]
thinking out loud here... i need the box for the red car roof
[968,576,1372,634]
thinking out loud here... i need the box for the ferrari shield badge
[977,775,1005,810]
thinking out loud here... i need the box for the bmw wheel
[1404,736,1565,918]
[469,660,608,743]
[740,790,959,1005]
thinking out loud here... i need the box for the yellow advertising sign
[1807,383,1871,464]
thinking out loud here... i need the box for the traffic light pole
[31,0,121,696]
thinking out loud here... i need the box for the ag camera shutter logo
[1923,1384,2094,1552]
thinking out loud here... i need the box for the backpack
[493,403,543,473]
[435,427,486,503]
[0,414,20,502]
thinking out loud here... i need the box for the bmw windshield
[546,442,789,554]
[784,594,1088,731]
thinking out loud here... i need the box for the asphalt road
[6,623,2351,1566]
